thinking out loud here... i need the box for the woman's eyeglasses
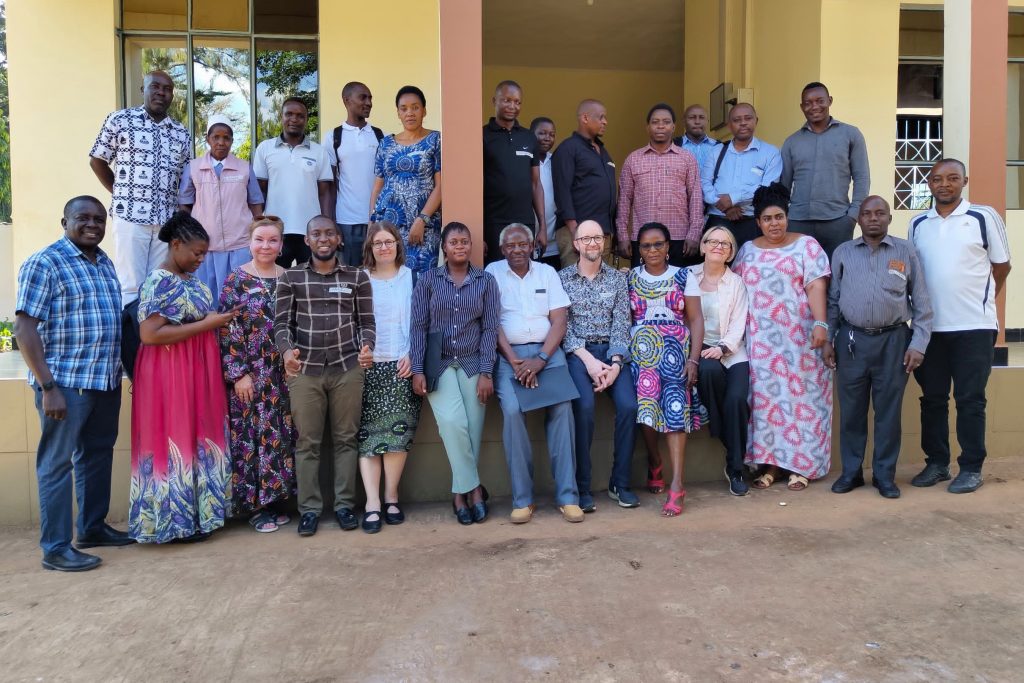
[253,214,282,223]
[703,239,732,250]
[371,239,398,249]
[638,241,667,251]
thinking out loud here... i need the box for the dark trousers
[914,330,996,473]
[630,239,701,269]
[788,216,856,261]
[484,221,535,264]
[836,325,911,481]
[338,223,368,267]
[34,385,121,554]
[704,214,759,253]
[697,358,750,476]
[567,343,638,492]
[277,234,312,268]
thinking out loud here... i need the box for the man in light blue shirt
[702,103,782,249]
[673,104,721,174]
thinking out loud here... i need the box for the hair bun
[753,182,791,218]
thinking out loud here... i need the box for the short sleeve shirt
[485,259,570,344]
[90,106,192,225]
[252,135,333,235]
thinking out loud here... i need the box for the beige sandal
[752,471,775,489]
[787,474,809,491]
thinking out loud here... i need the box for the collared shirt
[674,133,722,173]
[909,199,1010,332]
[323,121,380,224]
[559,261,631,360]
[410,265,501,377]
[551,132,617,233]
[483,118,540,225]
[252,134,333,235]
[827,235,933,353]
[485,259,570,345]
[616,143,703,242]
[90,106,192,225]
[273,259,375,376]
[701,136,783,217]
[781,117,870,221]
[16,237,122,390]
[537,153,558,257]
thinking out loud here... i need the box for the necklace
[252,262,278,279]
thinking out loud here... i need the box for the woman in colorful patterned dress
[356,222,422,533]
[131,212,239,543]
[370,85,442,274]
[219,216,297,533]
[732,183,832,491]
[628,222,708,517]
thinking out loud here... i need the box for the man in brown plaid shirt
[274,215,375,537]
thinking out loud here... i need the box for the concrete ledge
[3,369,1024,526]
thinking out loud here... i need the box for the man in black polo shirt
[552,99,616,267]
[483,80,545,264]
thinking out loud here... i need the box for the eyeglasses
[371,239,398,249]
[703,239,732,250]
[253,214,282,223]
[574,235,605,245]
[638,241,667,251]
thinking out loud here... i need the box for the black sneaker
[297,512,319,537]
[910,464,951,487]
[335,507,359,531]
[725,468,749,496]
[947,471,983,494]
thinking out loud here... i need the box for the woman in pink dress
[732,184,832,491]
[130,212,240,543]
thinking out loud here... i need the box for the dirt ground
[1,458,1023,683]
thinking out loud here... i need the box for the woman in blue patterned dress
[628,222,708,517]
[370,85,442,273]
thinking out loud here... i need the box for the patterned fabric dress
[130,269,231,543]
[628,266,708,433]
[371,131,442,273]
[733,235,833,479]
[219,268,297,514]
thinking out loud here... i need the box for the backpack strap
[711,140,731,186]
[371,126,384,142]
[333,125,343,155]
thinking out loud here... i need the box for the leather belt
[846,322,906,336]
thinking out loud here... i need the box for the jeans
[567,343,638,493]
[338,223,368,267]
[34,384,121,554]
[914,330,996,473]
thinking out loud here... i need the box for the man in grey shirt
[781,82,870,259]
[823,196,932,499]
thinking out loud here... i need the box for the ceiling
[483,0,685,72]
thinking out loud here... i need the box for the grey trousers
[835,324,911,482]
[495,347,579,508]
[788,215,855,261]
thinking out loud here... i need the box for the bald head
[142,70,174,120]
[576,100,607,139]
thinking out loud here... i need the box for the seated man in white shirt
[486,224,584,524]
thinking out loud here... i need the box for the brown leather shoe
[560,504,585,523]
[510,505,536,524]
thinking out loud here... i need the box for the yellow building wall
[481,65,684,177]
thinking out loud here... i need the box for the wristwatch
[417,213,431,223]
[41,380,56,391]
[537,351,550,363]
[611,358,624,368]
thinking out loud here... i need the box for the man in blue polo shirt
[15,196,133,572]
[909,159,1011,494]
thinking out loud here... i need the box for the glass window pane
[123,0,186,31]
[898,10,943,59]
[123,37,189,128]
[254,0,318,35]
[192,0,249,32]
[897,64,943,111]
[1008,63,1024,161]
[1010,13,1024,59]
[193,39,252,159]
[255,38,319,145]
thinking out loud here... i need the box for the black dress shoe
[297,512,319,537]
[42,547,102,572]
[872,477,901,499]
[76,523,136,548]
[383,502,405,525]
[948,471,983,494]
[911,463,951,487]
[831,472,865,493]
[452,499,474,525]
[362,510,382,534]
[472,501,488,524]
[335,507,359,531]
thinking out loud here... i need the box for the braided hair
[158,210,209,244]
[753,182,791,219]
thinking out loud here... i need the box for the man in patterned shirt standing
[89,70,191,303]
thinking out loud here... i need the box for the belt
[585,337,610,344]
[845,322,906,336]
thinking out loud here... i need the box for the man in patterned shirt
[90,70,191,303]
[15,196,134,572]
[560,220,639,512]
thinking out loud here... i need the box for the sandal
[752,471,776,489]
[248,511,278,533]
[661,489,686,517]
[274,513,291,526]
[787,474,809,491]
[647,465,666,494]
[384,502,405,525]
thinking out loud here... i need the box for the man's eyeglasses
[371,239,398,249]
[703,239,732,250]
[574,235,605,246]
[638,241,667,251]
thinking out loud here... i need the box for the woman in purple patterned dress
[219,217,297,532]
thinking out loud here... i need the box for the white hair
[499,223,534,245]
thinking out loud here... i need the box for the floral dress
[371,131,442,273]
[628,265,708,433]
[219,268,297,514]
[130,269,231,543]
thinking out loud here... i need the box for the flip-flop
[752,471,775,489]
[787,474,809,491]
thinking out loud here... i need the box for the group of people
[15,70,1010,573]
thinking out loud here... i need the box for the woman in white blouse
[689,225,751,497]
[356,222,423,533]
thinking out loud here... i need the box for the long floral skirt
[129,331,231,543]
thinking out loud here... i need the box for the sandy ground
[1,458,1023,683]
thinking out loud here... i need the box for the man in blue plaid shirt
[15,196,134,572]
